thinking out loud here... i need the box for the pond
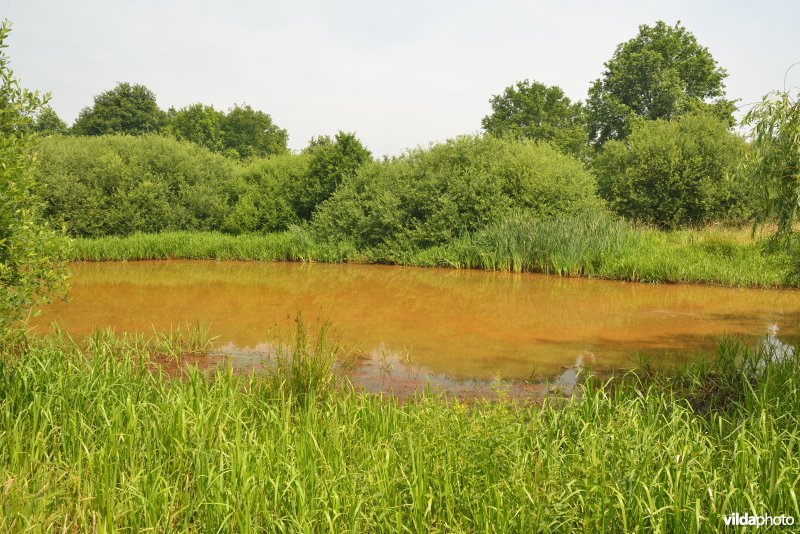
[33,261,800,389]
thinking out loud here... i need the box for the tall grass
[415,213,793,287]
[67,214,795,287]
[70,226,357,263]
[1,329,799,531]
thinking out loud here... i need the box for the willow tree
[0,21,68,346]
[741,90,800,251]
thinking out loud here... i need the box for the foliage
[593,112,750,229]
[164,103,225,153]
[416,214,789,287]
[220,104,288,159]
[70,228,357,263]
[165,103,289,160]
[71,82,167,135]
[2,331,799,531]
[33,106,67,135]
[312,135,600,252]
[587,21,733,145]
[36,135,235,237]
[222,154,309,233]
[740,90,800,251]
[0,21,68,344]
[482,79,588,158]
[295,131,371,219]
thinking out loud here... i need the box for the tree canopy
[586,21,732,145]
[482,80,587,157]
[295,132,371,220]
[220,104,288,159]
[165,103,226,153]
[72,82,166,135]
[34,106,68,135]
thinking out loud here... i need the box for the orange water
[33,261,800,380]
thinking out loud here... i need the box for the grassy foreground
[1,327,799,532]
[69,215,795,288]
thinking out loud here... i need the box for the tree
[221,104,288,159]
[164,103,226,153]
[295,132,371,219]
[587,21,733,145]
[34,106,68,135]
[740,90,800,250]
[593,111,749,229]
[72,82,166,135]
[0,20,68,345]
[482,80,587,157]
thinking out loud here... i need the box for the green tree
[295,132,371,219]
[482,80,587,157]
[593,112,749,229]
[165,103,226,152]
[0,21,68,344]
[72,82,166,135]
[587,21,733,145]
[221,104,288,159]
[34,106,68,135]
[740,90,800,250]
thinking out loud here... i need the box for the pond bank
[67,223,795,288]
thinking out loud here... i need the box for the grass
[416,213,794,287]
[1,324,799,532]
[69,225,357,263]
[68,214,796,288]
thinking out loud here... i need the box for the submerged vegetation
[1,326,798,531]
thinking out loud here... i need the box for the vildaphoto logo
[723,513,795,528]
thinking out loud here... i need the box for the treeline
[34,21,785,250]
[34,84,288,161]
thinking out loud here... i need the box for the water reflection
[33,260,800,380]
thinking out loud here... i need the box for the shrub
[593,112,751,229]
[0,21,68,345]
[36,135,235,237]
[223,154,308,233]
[312,135,600,251]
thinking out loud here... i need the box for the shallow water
[33,260,800,381]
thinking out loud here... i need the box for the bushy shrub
[593,112,751,229]
[223,154,309,233]
[37,135,235,237]
[312,135,600,251]
[296,132,371,220]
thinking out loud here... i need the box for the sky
[4,0,799,156]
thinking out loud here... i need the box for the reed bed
[1,328,798,532]
[416,214,792,287]
[70,226,356,263]
[68,215,794,288]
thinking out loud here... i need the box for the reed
[70,226,358,263]
[415,213,792,287]
[67,214,795,288]
[1,329,798,532]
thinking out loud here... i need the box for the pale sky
[4,1,799,156]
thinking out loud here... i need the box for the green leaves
[740,90,800,252]
[587,21,732,145]
[71,82,166,136]
[311,135,600,251]
[593,111,750,229]
[0,20,69,345]
[482,80,588,158]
